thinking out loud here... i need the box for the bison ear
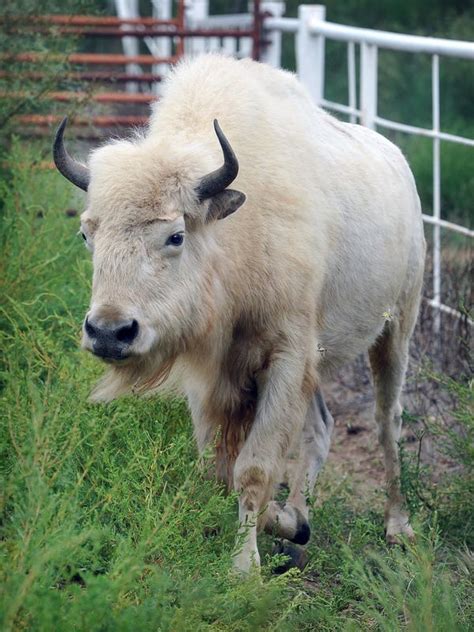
[206,189,246,222]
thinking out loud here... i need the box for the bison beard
[90,357,176,402]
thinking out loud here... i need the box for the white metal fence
[264,5,474,328]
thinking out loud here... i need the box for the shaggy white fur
[70,54,425,573]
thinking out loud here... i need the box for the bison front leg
[263,389,334,555]
[232,350,312,574]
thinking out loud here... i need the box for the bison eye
[166,232,184,247]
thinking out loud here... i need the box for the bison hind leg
[369,295,421,545]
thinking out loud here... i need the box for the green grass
[1,140,473,631]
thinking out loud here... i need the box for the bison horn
[196,119,239,201]
[53,116,90,192]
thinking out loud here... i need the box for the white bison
[53,54,425,574]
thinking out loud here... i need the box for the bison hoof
[385,518,415,546]
[290,511,311,545]
[272,540,308,574]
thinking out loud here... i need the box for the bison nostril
[85,316,97,339]
[115,319,139,344]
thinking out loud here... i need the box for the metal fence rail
[2,0,266,129]
[266,6,473,327]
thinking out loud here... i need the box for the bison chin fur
[89,356,179,403]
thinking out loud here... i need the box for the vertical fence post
[186,0,209,56]
[222,35,238,57]
[252,0,262,60]
[114,0,141,93]
[150,0,172,95]
[347,41,357,123]
[260,2,285,67]
[239,2,256,58]
[432,54,441,334]
[360,42,377,129]
[296,4,326,105]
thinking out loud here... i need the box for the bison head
[53,117,245,396]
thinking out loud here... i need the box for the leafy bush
[0,0,101,146]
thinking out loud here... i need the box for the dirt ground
[321,339,466,501]
[324,370,386,495]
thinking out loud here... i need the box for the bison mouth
[96,352,131,364]
[90,344,139,365]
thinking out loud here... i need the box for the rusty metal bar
[14,27,257,38]
[5,53,178,66]
[12,129,130,140]
[0,70,163,83]
[12,128,134,139]
[1,90,157,103]
[16,114,149,126]
[175,0,185,58]
[1,15,180,27]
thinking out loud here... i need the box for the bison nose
[84,316,139,359]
